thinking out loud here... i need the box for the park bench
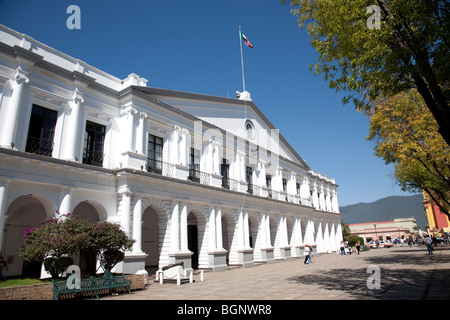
[52,270,132,300]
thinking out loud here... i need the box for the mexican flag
[240,31,253,48]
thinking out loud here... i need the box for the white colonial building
[0,25,342,278]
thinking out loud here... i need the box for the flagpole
[239,25,246,92]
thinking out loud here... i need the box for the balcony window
[147,134,163,174]
[221,158,230,189]
[83,121,105,167]
[25,104,57,157]
[188,148,200,182]
[266,175,272,198]
[246,166,253,194]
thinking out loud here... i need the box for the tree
[341,219,351,237]
[19,213,135,278]
[367,89,450,218]
[282,0,450,145]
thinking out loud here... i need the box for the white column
[273,166,283,192]
[332,190,339,213]
[119,190,131,237]
[236,150,245,181]
[243,211,250,249]
[259,213,267,248]
[319,186,326,211]
[212,140,221,175]
[325,189,332,212]
[179,129,190,166]
[208,206,216,250]
[202,142,212,174]
[59,188,72,216]
[237,210,244,250]
[180,202,188,252]
[0,67,29,148]
[300,176,311,205]
[132,196,143,253]
[170,200,180,252]
[311,184,319,209]
[135,113,146,154]
[287,173,296,199]
[281,216,288,246]
[295,218,303,246]
[258,160,266,187]
[119,105,136,154]
[0,180,10,250]
[215,207,223,250]
[265,214,272,248]
[64,89,84,161]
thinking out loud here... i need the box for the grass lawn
[0,278,51,289]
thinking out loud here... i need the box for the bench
[155,262,204,285]
[52,270,132,300]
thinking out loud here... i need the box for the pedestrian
[355,241,361,254]
[0,253,8,281]
[340,241,346,255]
[424,235,433,255]
[304,245,312,264]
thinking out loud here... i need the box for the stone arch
[71,200,107,276]
[2,194,54,278]
[186,208,206,270]
[72,200,107,222]
[141,198,170,269]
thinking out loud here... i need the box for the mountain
[339,194,428,229]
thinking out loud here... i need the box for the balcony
[146,158,175,177]
[188,168,211,185]
[82,150,104,167]
[25,136,54,157]
[222,177,239,191]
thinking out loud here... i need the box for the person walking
[355,241,361,254]
[304,245,312,264]
[340,241,346,255]
[424,235,433,255]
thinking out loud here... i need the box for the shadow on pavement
[286,247,450,300]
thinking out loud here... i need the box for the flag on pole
[240,31,253,48]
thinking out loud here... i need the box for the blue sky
[0,0,414,206]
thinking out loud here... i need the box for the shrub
[19,212,135,278]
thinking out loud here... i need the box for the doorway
[188,225,198,270]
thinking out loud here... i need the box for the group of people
[339,241,361,255]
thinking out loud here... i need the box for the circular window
[245,119,256,139]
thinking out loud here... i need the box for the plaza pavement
[103,244,450,301]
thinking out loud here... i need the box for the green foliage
[344,234,365,247]
[367,90,450,217]
[282,0,450,145]
[19,213,135,278]
[341,219,351,237]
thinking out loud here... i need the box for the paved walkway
[103,244,450,301]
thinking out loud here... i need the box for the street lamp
[374,224,378,247]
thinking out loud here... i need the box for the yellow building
[423,192,450,236]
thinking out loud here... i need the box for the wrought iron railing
[25,136,54,157]
[188,168,210,185]
[247,184,262,196]
[82,150,104,167]
[146,158,175,177]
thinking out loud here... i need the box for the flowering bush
[19,212,134,278]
